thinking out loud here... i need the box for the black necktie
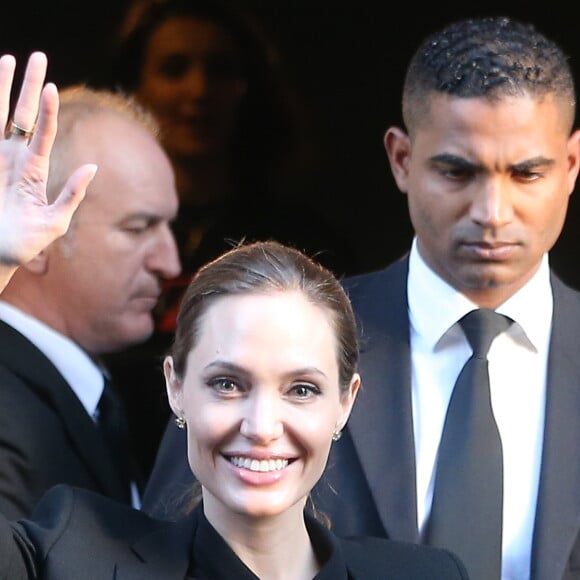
[428,308,512,580]
[98,378,134,503]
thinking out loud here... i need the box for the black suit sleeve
[0,510,37,579]
[0,373,47,519]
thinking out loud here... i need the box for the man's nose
[469,178,515,228]
[147,223,181,279]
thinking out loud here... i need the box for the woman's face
[165,290,359,521]
[136,16,247,161]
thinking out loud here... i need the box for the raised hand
[0,51,97,290]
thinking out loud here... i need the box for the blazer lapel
[0,320,129,501]
[118,515,195,579]
[343,257,419,542]
[531,274,580,580]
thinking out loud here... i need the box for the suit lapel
[343,257,419,541]
[531,275,580,580]
[0,320,129,501]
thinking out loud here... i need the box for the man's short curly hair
[402,16,576,135]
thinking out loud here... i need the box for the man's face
[386,93,580,307]
[46,114,181,353]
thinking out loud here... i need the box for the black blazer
[143,255,580,580]
[0,485,468,579]
[0,321,130,519]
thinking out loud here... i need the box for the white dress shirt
[0,301,104,417]
[408,239,551,580]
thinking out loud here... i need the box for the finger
[50,164,98,234]
[27,82,58,158]
[12,51,47,133]
[0,55,16,133]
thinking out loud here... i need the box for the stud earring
[175,416,186,430]
[332,430,342,442]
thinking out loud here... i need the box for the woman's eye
[289,383,321,399]
[209,378,240,394]
[158,55,189,79]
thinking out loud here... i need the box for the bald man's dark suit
[143,255,580,580]
[0,320,130,519]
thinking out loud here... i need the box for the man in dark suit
[0,76,181,518]
[315,16,580,580]
[141,15,580,580]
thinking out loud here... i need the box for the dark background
[3,0,579,282]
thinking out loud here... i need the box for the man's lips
[131,292,161,310]
[461,241,519,260]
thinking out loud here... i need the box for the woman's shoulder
[339,535,469,579]
[27,484,170,540]
[9,485,196,578]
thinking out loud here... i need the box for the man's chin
[115,319,155,350]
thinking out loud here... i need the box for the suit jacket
[0,485,468,579]
[316,256,580,580]
[0,321,130,519]
[143,255,580,580]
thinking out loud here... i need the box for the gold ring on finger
[6,119,35,140]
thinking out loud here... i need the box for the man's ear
[566,128,580,196]
[22,250,49,274]
[384,126,412,194]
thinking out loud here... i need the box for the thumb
[50,163,98,234]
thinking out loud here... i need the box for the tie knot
[459,308,512,358]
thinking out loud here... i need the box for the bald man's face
[45,114,181,354]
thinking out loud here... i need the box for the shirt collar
[408,238,552,350]
[0,301,105,417]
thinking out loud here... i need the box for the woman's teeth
[229,456,289,472]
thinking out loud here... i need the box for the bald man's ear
[22,250,49,274]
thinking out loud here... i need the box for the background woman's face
[165,291,358,522]
[136,16,247,161]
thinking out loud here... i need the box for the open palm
[0,52,96,287]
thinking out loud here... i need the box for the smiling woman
[0,240,468,579]
[164,247,360,529]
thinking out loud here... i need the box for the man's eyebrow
[510,156,555,171]
[429,153,479,170]
[429,154,556,172]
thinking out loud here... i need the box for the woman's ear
[164,356,183,418]
[337,373,361,431]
